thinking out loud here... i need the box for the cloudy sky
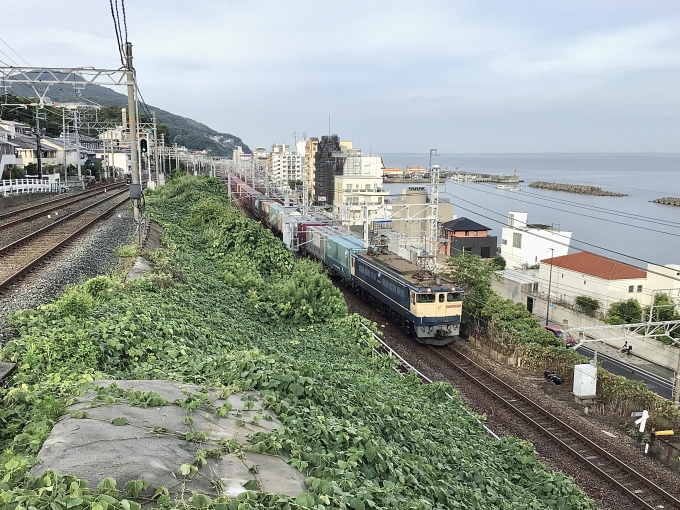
[2,1,679,153]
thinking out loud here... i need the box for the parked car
[545,325,575,348]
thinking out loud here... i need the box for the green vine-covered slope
[0,176,595,509]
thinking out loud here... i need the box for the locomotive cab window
[416,294,436,303]
[447,293,461,302]
[438,294,445,302]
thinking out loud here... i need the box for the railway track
[0,182,128,228]
[0,189,130,290]
[428,345,680,510]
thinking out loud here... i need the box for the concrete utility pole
[33,105,43,180]
[160,134,165,176]
[61,108,67,180]
[152,111,160,187]
[546,247,555,326]
[125,42,142,224]
[73,110,82,184]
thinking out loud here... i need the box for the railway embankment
[0,175,597,510]
[529,181,627,196]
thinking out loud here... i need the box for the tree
[2,165,25,180]
[24,162,38,175]
[643,293,680,323]
[444,252,497,319]
[575,295,600,317]
[606,298,642,325]
[491,255,506,270]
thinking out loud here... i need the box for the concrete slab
[32,380,306,503]
[0,362,17,383]
[125,257,154,282]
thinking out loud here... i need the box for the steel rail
[429,346,680,510]
[0,182,126,222]
[0,183,127,228]
[0,194,129,289]
[0,189,128,256]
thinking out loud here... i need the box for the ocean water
[380,154,680,269]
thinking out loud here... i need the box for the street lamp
[546,247,555,326]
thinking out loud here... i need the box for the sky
[1,1,679,153]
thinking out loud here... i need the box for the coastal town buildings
[537,251,647,310]
[440,217,497,258]
[304,137,318,199]
[268,144,302,192]
[500,211,571,269]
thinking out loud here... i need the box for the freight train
[225,173,463,345]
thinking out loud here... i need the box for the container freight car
[324,235,367,281]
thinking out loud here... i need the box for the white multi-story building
[268,144,302,192]
[333,154,389,224]
[304,137,319,199]
[500,211,571,269]
[252,147,268,183]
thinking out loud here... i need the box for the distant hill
[4,83,249,157]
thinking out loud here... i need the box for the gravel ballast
[0,205,136,346]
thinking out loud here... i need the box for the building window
[584,280,586,284]
[502,239,507,245]
[465,231,469,236]
[509,213,514,227]
[473,231,478,236]
[628,286,634,293]
[463,247,472,253]
[512,232,522,248]
[637,285,643,292]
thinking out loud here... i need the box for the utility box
[573,364,598,404]
[129,183,142,199]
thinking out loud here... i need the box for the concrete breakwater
[653,197,680,206]
[529,181,627,196]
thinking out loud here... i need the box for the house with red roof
[538,251,649,310]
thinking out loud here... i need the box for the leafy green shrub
[491,255,506,269]
[269,259,347,324]
[55,288,94,319]
[606,298,642,324]
[84,275,118,298]
[481,295,561,351]
[575,295,600,317]
[114,244,137,258]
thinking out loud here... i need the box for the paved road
[575,345,675,399]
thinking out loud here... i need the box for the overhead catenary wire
[0,48,19,67]
[453,181,680,233]
[109,0,125,66]
[491,184,680,228]
[0,37,30,66]
[440,190,680,284]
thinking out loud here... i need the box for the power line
[0,37,30,66]
[441,190,680,284]
[495,184,680,228]
[450,182,680,235]
[109,0,125,66]
[121,0,129,43]
[0,48,19,67]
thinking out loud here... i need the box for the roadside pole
[153,111,160,187]
[125,42,141,225]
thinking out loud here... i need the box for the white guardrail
[1,178,60,195]
[360,323,500,440]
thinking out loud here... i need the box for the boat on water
[496,185,521,191]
